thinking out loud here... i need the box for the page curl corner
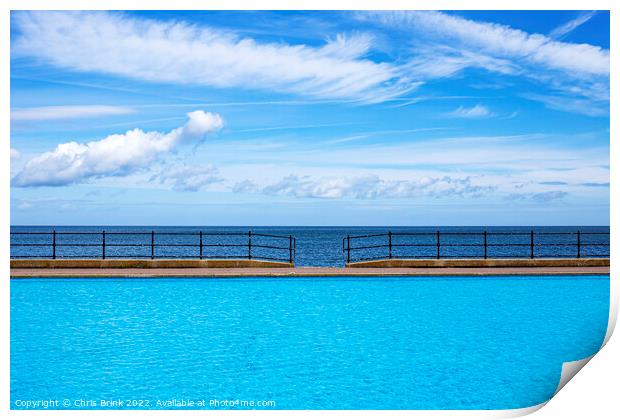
[554,355,595,396]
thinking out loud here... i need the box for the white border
[2,1,616,418]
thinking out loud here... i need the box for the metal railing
[342,230,609,263]
[11,230,297,263]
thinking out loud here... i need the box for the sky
[9,10,610,226]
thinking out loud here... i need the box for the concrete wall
[346,258,610,268]
[10,259,294,269]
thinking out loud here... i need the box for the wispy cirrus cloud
[11,10,609,116]
[13,11,418,103]
[549,11,597,39]
[521,93,609,117]
[12,110,223,187]
[357,10,608,76]
[355,11,609,115]
[11,105,136,121]
[444,104,494,119]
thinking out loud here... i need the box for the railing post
[52,230,56,260]
[436,231,440,259]
[151,230,155,260]
[248,231,252,260]
[102,230,106,260]
[530,230,534,259]
[483,230,487,259]
[199,231,203,260]
[388,231,393,259]
[577,230,581,258]
[347,235,351,264]
[289,235,293,264]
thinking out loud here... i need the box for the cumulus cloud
[13,11,418,103]
[11,105,135,121]
[12,110,223,187]
[151,164,222,192]
[239,174,496,199]
[445,104,494,119]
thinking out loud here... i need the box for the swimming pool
[11,275,609,410]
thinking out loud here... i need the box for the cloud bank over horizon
[234,174,497,200]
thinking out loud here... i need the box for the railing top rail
[247,232,292,239]
[345,230,609,240]
[10,232,56,235]
[10,230,295,239]
[347,233,389,239]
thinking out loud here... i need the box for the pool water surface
[10,275,609,410]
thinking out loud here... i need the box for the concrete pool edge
[346,258,610,268]
[9,266,610,278]
[10,259,294,269]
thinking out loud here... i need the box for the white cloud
[356,11,609,115]
[506,191,568,203]
[152,164,222,191]
[11,105,135,121]
[210,129,607,204]
[445,104,494,119]
[521,93,608,117]
[10,148,21,160]
[581,182,609,188]
[245,174,496,199]
[232,179,260,194]
[359,11,608,77]
[17,201,33,210]
[12,110,223,187]
[549,11,597,39]
[12,11,609,114]
[13,11,418,103]
[402,46,519,80]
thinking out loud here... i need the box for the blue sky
[10,10,610,226]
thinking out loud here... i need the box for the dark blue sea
[10,226,610,267]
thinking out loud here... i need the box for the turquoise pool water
[11,276,609,410]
